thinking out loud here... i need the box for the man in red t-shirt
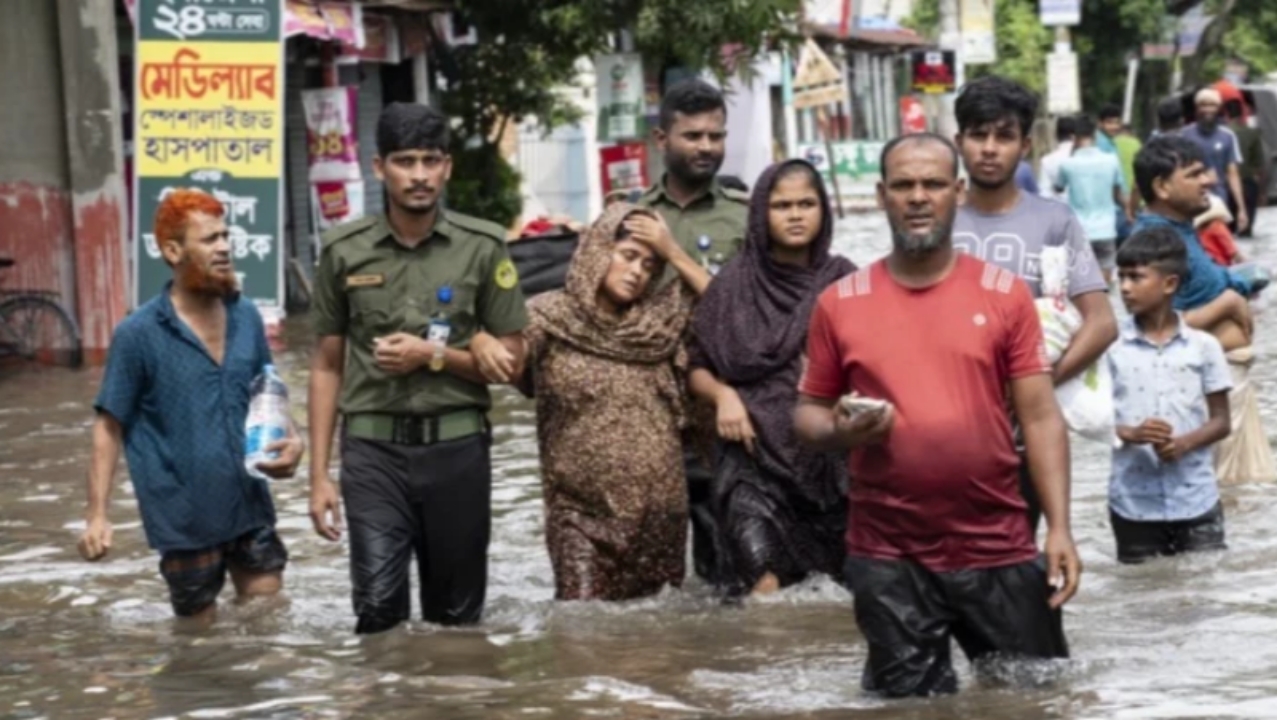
[795,133,1081,698]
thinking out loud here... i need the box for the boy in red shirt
[795,134,1081,697]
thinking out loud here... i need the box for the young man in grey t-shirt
[951,77,1119,536]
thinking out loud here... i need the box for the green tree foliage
[445,145,524,230]
[1217,3,1277,79]
[1072,0,1169,112]
[432,0,800,225]
[902,0,940,37]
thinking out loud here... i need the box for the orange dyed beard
[175,258,239,297]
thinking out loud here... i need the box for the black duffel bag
[508,228,580,298]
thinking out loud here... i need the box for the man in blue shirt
[1108,226,1231,563]
[1131,135,1252,354]
[77,189,303,621]
[1180,87,1250,234]
[1059,115,1128,283]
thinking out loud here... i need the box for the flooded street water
[6,209,1277,719]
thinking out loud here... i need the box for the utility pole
[935,0,963,138]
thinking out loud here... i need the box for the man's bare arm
[1176,391,1231,453]
[444,334,524,385]
[85,414,123,521]
[1011,372,1080,607]
[78,414,125,560]
[794,394,892,453]
[1228,164,1249,232]
[1054,291,1118,385]
[1013,374,1071,533]
[373,332,526,385]
[308,335,345,486]
[308,335,346,540]
[794,395,840,450]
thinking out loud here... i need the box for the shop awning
[806,23,931,52]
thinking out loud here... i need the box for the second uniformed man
[307,103,529,633]
[631,79,749,277]
[626,79,749,586]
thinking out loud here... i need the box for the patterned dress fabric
[521,203,695,601]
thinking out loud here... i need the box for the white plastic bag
[1035,246,1114,444]
[1039,244,1070,300]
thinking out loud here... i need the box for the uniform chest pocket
[434,282,479,339]
[348,286,396,333]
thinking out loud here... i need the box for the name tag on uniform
[345,274,385,288]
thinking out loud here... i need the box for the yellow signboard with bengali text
[135,42,282,178]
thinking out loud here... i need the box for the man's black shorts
[1110,501,1227,564]
[844,554,1068,698]
[159,526,288,616]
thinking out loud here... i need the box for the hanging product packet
[1034,245,1114,444]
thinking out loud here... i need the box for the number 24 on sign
[152,0,268,40]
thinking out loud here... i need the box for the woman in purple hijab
[688,160,855,597]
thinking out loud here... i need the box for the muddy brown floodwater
[5,210,1277,719]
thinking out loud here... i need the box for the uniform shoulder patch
[445,212,508,243]
[320,215,378,249]
[494,258,519,290]
[720,186,751,204]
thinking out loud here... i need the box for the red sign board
[911,50,956,94]
[599,142,649,196]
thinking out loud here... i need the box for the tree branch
[1182,0,1238,87]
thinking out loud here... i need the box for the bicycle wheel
[0,295,83,368]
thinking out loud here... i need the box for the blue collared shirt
[1107,314,1232,521]
[1097,131,1118,156]
[1130,212,1250,310]
[95,284,276,552]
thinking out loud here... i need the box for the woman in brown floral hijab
[518,203,709,601]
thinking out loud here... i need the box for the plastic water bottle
[426,286,453,372]
[244,364,290,481]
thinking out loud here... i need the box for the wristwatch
[429,340,447,372]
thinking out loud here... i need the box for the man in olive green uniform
[632,79,748,585]
[637,80,749,278]
[308,103,528,634]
